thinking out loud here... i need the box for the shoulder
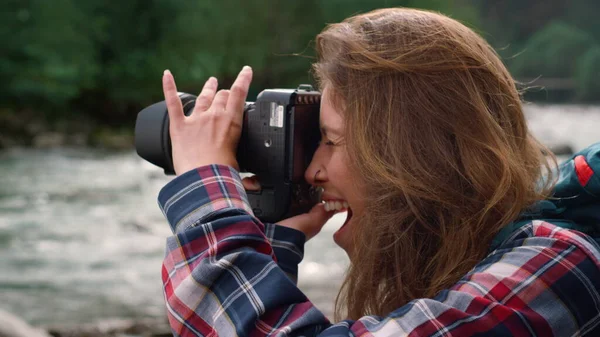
[495,220,600,264]
[469,220,600,291]
[447,220,600,335]
[322,221,600,336]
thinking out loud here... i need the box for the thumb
[306,202,336,226]
[278,203,335,241]
[241,176,261,191]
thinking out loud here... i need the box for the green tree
[4,0,600,141]
[565,0,600,45]
[575,46,600,101]
[1,0,102,109]
[511,21,594,78]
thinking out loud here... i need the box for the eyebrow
[320,123,341,137]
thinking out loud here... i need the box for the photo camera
[135,84,322,222]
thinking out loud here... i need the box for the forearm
[159,165,330,336]
[263,222,306,284]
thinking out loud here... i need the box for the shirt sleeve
[159,165,600,337]
[262,222,305,284]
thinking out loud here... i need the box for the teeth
[322,200,348,212]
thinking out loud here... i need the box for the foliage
[1,0,600,133]
[0,0,102,109]
[511,21,594,78]
[575,46,600,102]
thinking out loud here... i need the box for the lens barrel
[134,93,196,175]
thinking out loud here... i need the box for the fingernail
[242,66,251,72]
[163,69,171,76]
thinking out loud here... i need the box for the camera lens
[179,93,197,116]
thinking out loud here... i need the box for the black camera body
[135,85,322,222]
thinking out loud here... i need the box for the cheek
[332,151,365,208]
[329,152,354,185]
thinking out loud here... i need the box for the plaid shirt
[159,165,600,337]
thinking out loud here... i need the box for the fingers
[241,176,261,191]
[162,70,184,126]
[277,203,335,241]
[195,77,218,112]
[210,89,230,113]
[308,203,336,223]
[174,66,251,119]
[225,66,253,116]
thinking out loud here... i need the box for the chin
[333,209,354,254]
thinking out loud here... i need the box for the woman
[159,8,600,336]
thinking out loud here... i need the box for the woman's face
[305,87,364,253]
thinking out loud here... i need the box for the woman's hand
[242,177,334,241]
[162,66,253,175]
[164,66,332,240]
[277,203,334,241]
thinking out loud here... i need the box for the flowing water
[0,104,599,326]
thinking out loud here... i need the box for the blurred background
[1,0,599,335]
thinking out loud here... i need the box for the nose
[305,146,327,185]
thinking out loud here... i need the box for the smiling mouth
[338,207,353,233]
[321,203,352,236]
[322,200,348,212]
[320,199,353,236]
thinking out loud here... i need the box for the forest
[1,0,599,148]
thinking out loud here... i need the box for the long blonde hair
[312,8,557,320]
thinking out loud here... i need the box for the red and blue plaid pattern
[158,164,600,336]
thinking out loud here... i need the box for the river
[0,104,599,327]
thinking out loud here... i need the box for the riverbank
[45,318,171,337]
[0,109,134,150]
[0,308,171,337]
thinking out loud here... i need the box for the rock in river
[0,309,51,337]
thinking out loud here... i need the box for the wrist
[175,156,239,175]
